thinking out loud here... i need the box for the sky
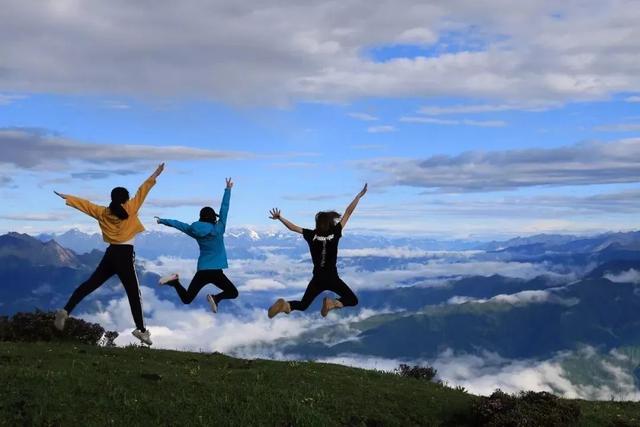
[1,0,640,239]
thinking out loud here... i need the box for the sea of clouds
[78,247,638,400]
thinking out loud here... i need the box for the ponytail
[109,201,129,220]
[109,187,130,220]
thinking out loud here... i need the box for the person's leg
[330,276,358,307]
[289,276,325,312]
[114,247,146,332]
[180,271,215,304]
[64,251,115,314]
[321,275,358,316]
[165,271,206,304]
[210,270,239,304]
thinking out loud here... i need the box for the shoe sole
[132,332,152,346]
[321,297,331,317]
[159,274,178,285]
[54,311,67,331]
[268,299,286,319]
[207,295,218,313]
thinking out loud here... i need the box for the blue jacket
[158,188,231,270]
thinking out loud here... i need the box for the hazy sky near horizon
[1,0,640,239]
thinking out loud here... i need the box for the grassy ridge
[0,342,639,426]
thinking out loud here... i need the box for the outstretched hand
[151,163,165,179]
[357,183,368,198]
[53,191,67,200]
[225,177,234,189]
[269,208,281,220]
[154,216,161,224]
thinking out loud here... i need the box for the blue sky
[1,1,640,239]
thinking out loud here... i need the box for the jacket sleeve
[216,188,231,234]
[157,218,194,237]
[126,177,157,214]
[65,195,104,219]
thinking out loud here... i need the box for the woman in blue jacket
[155,178,237,313]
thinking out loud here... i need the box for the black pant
[289,270,358,312]
[64,245,145,331]
[168,269,238,305]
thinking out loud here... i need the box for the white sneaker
[206,294,218,313]
[132,329,152,345]
[54,309,68,331]
[159,273,179,285]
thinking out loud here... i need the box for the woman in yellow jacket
[52,163,165,345]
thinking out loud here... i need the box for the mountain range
[4,228,640,397]
[0,232,161,314]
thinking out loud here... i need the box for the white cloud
[80,285,315,352]
[362,138,640,192]
[0,94,26,106]
[396,27,437,45]
[595,123,640,132]
[240,278,287,292]
[308,349,640,401]
[348,112,378,121]
[604,269,640,284]
[625,96,640,103]
[400,116,507,127]
[102,100,131,110]
[0,128,249,171]
[4,2,639,105]
[418,103,547,115]
[447,290,579,307]
[430,350,638,400]
[367,125,395,133]
[147,198,219,208]
[340,247,430,258]
[0,212,70,222]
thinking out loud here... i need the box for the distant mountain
[37,228,487,259]
[38,229,106,256]
[268,277,640,361]
[0,232,81,268]
[483,231,640,256]
[0,233,161,315]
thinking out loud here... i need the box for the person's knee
[298,300,311,311]
[229,287,239,299]
[342,294,358,307]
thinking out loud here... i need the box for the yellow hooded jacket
[65,177,156,244]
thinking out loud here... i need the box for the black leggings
[289,272,358,312]
[168,269,238,305]
[64,245,145,331]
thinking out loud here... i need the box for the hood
[190,221,215,238]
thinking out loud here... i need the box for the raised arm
[269,208,303,234]
[127,163,165,214]
[216,178,232,233]
[155,216,194,237]
[54,191,103,219]
[339,183,367,229]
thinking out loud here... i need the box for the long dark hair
[109,187,130,220]
[315,211,341,234]
[199,206,218,224]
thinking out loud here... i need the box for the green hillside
[1,342,640,426]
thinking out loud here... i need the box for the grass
[1,342,640,426]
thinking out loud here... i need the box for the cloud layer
[0,128,248,171]
[2,1,640,105]
[362,139,640,192]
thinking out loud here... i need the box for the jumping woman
[267,183,367,318]
[155,178,238,313]
[53,163,165,345]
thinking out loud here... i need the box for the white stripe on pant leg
[132,250,145,330]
